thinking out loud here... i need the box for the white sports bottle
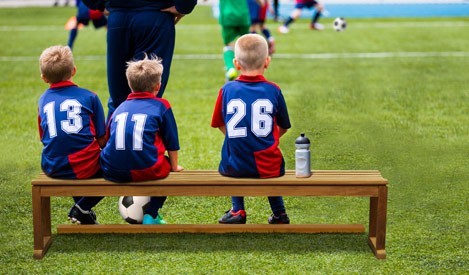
[295,133,311,178]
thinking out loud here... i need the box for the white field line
[2,52,469,62]
[1,21,469,32]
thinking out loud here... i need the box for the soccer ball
[118,196,151,224]
[333,17,347,32]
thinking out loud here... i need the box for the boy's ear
[41,74,50,84]
[264,56,271,69]
[154,83,161,94]
[71,66,77,77]
[234,58,241,70]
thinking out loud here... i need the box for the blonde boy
[100,55,182,225]
[211,34,292,224]
[38,45,106,224]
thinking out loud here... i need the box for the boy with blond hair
[211,34,291,224]
[100,55,182,225]
[38,45,106,224]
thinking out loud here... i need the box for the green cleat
[142,213,167,225]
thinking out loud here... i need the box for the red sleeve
[211,89,225,128]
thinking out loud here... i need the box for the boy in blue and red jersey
[100,55,183,225]
[67,0,107,50]
[211,34,291,224]
[278,0,324,34]
[38,45,106,224]
[81,0,197,118]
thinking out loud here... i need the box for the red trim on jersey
[253,119,283,178]
[50,81,76,89]
[68,140,101,179]
[38,114,44,139]
[130,133,171,181]
[238,75,266,83]
[211,89,225,128]
[238,75,281,90]
[127,92,171,109]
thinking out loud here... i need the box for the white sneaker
[311,23,324,31]
[278,25,289,34]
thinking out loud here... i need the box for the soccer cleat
[68,205,98,224]
[310,23,324,31]
[218,209,247,224]
[278,25,289,34]
[142,214,167,225]
[225,67,238,81]
[268,213,290,224]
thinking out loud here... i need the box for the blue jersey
[211,75,291,178]
[38,81,106,179]
[100,92,180,182]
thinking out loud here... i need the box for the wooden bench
[32,170,388,259]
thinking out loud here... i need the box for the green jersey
[219,0,250,27]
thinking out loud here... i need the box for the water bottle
[295,133,311,178]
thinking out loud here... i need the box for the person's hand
[171,165,184,172]
[161,6,185,24]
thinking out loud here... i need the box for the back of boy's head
[126,54,163,92]
[234,34,269,71]
[39,45,74,84]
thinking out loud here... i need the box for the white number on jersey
[114,112,147,151]
[226,98,273,138]
[43,99,83,137]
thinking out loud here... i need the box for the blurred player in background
[82,0,197,118]
[53,0,71,7]
[271,0,280,22]
[218,0,251,81]
[278,0,324,34]
[67,0,107,50]
[248,0,275,56]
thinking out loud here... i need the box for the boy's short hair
[39,45,74,83]
[126,54,163,92]
[234,34,269,71]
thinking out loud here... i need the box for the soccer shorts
[221,25,250,45]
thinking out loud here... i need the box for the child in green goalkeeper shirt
[218,0,251,81]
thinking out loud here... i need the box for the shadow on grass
[52,233,371,255]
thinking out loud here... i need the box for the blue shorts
[295,1,318,9]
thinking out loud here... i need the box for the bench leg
[368,186,387,259]
[32,186,52,259]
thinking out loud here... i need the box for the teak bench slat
[32,170,388,260]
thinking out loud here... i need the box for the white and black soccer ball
[118,196,151,224]
[333,17,347,32]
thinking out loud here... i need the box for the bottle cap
[295,133,310,145]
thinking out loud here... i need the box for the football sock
[76,196,104,210]
[146,196,167,218]
[223,46,235,70]
[67,28,78,50]
[231,196,245,212]
[312,11,322,24]
[284,17,294,27]
[262,28,272,40]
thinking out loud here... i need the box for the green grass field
[0,6,468,273]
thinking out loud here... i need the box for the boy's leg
[311,2,324,30]
[267,196,290,224]
[142,196,167,224]
[218,196,247,224]
[145,196,167,218]
[69,196,104,224]
[278,8,302,33]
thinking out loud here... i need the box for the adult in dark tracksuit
[82,0,197,117]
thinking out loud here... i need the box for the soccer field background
[0,6,468,273]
